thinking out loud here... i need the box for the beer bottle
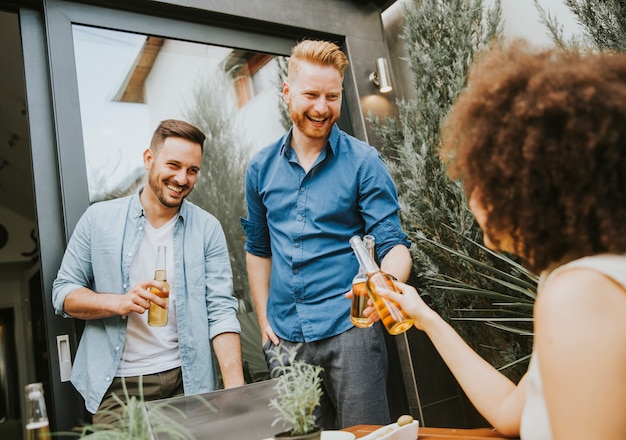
[349,236,414,335]
[350,235,375,328]
[148,245,170,326]
[25,383,51,440]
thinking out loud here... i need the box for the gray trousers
[264,323,391,430]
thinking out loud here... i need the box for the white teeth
[167,184,183,193]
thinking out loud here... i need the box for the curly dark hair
[441,41,626,273]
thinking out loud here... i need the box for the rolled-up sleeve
[359,149,411,259]
[240,217,271,257]
[241,159,272,257]
[203,224,241,339]
[52,209,94,317]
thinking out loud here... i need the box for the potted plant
[56,379,195,439]
[267,344,324,440]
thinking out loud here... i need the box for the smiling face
[283,60,343,142]
[143,136,202,210]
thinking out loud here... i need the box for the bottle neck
[363,235,375,259]
[155,245,167,271]
[350,236,379,274]
[25,383,48,424]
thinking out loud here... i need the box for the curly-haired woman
[377,41,626,439]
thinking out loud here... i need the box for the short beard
[290,109,332,140]
[148,175,187,208]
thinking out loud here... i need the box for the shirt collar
[279,124,340,157]
[132,185,185,222]
[131,188,145,219]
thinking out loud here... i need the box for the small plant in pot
[268,344,324,440]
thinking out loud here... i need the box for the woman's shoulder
[546,254,626,293]
[536,254,626,324]
[533,255,626,440]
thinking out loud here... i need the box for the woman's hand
[375,281,437,331]
[345,288,380,324]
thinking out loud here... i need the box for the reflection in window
[73,24,289,384]
[226,51,276,108]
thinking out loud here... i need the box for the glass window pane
[73,24,289,384]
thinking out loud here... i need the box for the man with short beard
[53,119,244,422]
[241,40,412,429]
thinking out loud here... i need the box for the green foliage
[183,64,270,383]
[372,0,534,377]
[276,56,292,131]
[184,65,251,304]
[534,0,626,51]
[59,380,196,439]
[376,0,504,295]
[532,0,583,49]
[268,345,324,436]
[424,226,537,372]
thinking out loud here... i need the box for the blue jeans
[263,324,391,429]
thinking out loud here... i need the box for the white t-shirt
[116,215,181,377]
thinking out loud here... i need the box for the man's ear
[282,81,290,103]
[143,148,153,170]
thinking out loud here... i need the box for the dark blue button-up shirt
[241,124,410,342]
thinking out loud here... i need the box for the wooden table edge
[342,424,515,439]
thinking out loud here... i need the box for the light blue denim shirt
[52,189,240,414]
[241,124,410,343]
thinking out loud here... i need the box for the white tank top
[116,215,181,377]
[520,254,626,439]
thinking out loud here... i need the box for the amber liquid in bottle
[349,236,414,335]
[350,235,375,328]
[148,245,169,327]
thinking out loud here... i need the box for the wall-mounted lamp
[369,57,393,93]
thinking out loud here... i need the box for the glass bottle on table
[349,236,414,335]
[25,382,50,440]
[351,235,376,328]
[148,245,170,327]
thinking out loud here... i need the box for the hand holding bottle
[349,236,414,335]
[345,288,378,323]
[372,281,438,332]
[350,234,376,328]
[106,280,167,317]
[148,245,169,326]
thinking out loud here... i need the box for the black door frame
[29,0,353,432]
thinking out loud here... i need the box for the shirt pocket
[185,253,206,297]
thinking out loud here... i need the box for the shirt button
[121,316,127,320]
[295,243,300,248]
[128,253,133,257]
[105,376,111,382]
[293,269,299,274]
[300,187,305,192]
[297,215,303,221]
[138,226,143,231]
[115,346,120,351]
